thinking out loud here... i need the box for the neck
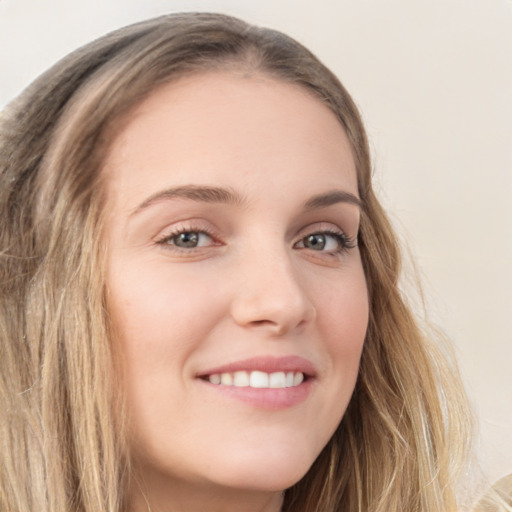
[127,474,284,512]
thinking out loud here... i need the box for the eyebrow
[303,190,362,210]
[131,185,245,215]
[131,185,362,215]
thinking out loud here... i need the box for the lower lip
[199,378,314,410]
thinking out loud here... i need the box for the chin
[207,444,318,493]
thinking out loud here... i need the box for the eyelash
[155,225,357,256]
[155,226,218,251]
[294,229,357,255]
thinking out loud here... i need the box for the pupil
[305,234,326,250]
[175,232,199,248]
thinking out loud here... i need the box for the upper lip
[197,355,317,378]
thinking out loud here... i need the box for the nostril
[251,319,271,326]
[248,319,286,336]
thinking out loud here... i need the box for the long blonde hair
[0,12,473,511]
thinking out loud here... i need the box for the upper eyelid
[295,230,355,247]
[154,219,218,238]
[293,221,351,239]
[156,230,215,244]
[293,223,358,252]
[152,219,356,244]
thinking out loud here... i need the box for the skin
[103,71,369,512]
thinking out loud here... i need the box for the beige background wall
[1,0,510,487]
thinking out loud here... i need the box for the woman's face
[104,72,368,509]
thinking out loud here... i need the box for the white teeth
[209,373,221,385]
[233,371,249,387]
[250,370,269,388]
[293,372,304,386]
[220,373,233,386]
[269,371,286,388]
[207,371,305,388]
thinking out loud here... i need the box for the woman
[0,12,473,512]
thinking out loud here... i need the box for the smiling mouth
[197,356,316,409]
[204,370,305,389]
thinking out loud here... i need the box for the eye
[302,233,333,251]
[157,230,214,249]
[294,230,356,254]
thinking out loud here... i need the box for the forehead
[102,71,357,208]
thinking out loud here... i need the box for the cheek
[291,266,368,458]
[316,265,368,392]
[320,265,369,346]
[108,263,218,350]
[106,264,222,440]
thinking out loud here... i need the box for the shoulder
[473,474,512,512]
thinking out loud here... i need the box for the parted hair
[0,12,472,512]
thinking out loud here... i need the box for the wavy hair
[0,12,473,512]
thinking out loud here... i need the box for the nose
[230,246,316,336]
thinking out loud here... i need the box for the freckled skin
[104,72,369,512]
